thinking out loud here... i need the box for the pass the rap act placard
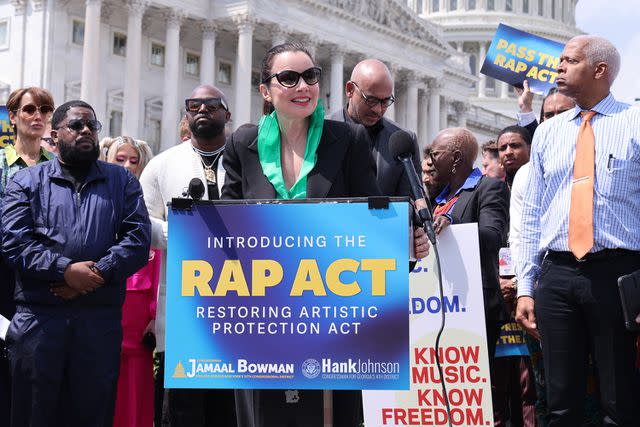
[481,23,565,95]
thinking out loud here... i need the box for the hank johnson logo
[301,359,321,379]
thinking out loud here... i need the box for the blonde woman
[100,136,153,178]
[101,136,158,427]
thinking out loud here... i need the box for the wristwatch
[511,276,518,290]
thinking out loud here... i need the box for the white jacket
[139,140,225,352]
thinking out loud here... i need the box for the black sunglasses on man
[185,98,229,113]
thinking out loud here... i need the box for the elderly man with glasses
[330,59,421,199]
[139,84,238,426]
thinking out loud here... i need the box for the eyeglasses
[14,104,54,116]
[185,98,229,113]
[351,81,395,108]
[41,137,56,147]
[59,118,102,134]
[262,67,322,88]
[429,149,451,163]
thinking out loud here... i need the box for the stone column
[569,0,576,25]
[160,9,182,151]
[419,89,429,149]
[386,64,399,121]
[200,22,217,86]
[405,74,419,134]
[456,41,464,53]
[500,81,510,98]
[427,80,441,144]
[454,101,468,128]
[42,0,61,91]
[329,48,345,115]
[234,15,254,129]
[515,0,523,13]
[440,96,448,130]
[122,0,148,137]
[23,0,47,86]
[10,0,26,88]
[80,0,102,106]
[478,41,487,97]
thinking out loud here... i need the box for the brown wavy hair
[7,87,55,132]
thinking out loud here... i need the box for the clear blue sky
[575,0,640,103]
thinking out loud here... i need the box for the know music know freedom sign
[364,224,494,426]
[165,200,411,390]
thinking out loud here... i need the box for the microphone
[187,178,205,201]
[390,130,452,426]
[389,130,437,245]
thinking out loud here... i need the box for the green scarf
[257,103,324,199]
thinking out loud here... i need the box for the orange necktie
[568,111,596,259]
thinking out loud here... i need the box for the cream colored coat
[139,140,225,352]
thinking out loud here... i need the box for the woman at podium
[221,42,425,427]
[221,43,379,201]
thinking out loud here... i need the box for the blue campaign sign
[165,201,410,390]
[494,321,530,358]
[480,23,565,95]
[0,106,15,148]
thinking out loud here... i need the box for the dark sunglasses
[60,118,102,133]
[185,98,228,113]
[15,104,54,116]
[262,67,322,88]
[351,81,395,108]
[429,149,452,163]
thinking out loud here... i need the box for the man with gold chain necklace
[140,84,236,426]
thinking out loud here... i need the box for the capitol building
[0,0,580,154]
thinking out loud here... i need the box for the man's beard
[58,138,100,167]
[189,116,225,139]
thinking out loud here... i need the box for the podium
[164,198,413,426]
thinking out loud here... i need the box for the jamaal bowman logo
[301,359,321,379]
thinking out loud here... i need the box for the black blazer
[524,120,538,139]
[449,174,510,292]
[221,120,381,200]
[329,109,421,198]
[448,174,510,331]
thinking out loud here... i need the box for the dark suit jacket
[524,120,538,139]
[221,119,380,200]
[222,120,405,427]
[330,109,421,198]
[449,174,509,291]
[449,174,510,335]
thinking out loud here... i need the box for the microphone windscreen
[389,130,415,160]
[189,177,205,201]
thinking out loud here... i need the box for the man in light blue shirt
[515,35,640,426]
